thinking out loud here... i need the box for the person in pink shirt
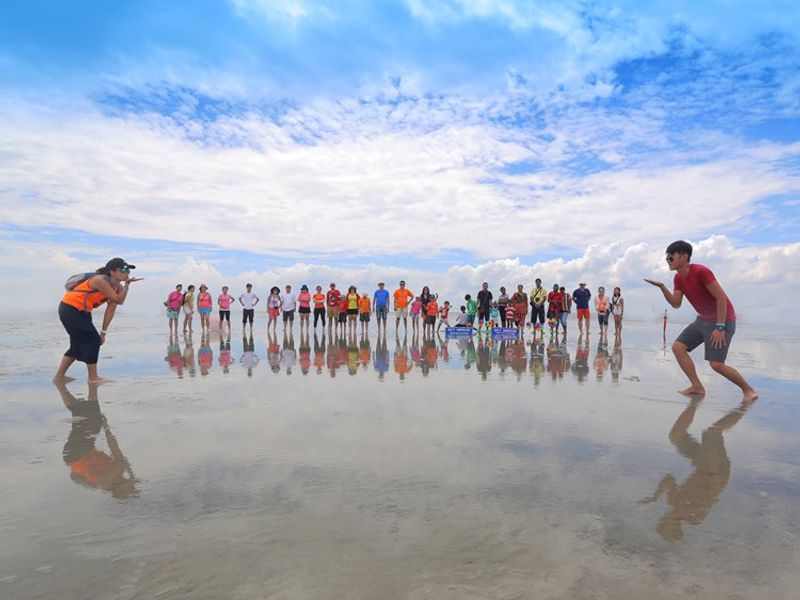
[297,284,312,331]
[645,240,757,402]
[217,286,233,334]
[410,296,423,334]
[164,284,184,336]
[196,284,213,334]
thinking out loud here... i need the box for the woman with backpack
[164,284,183,335]
[55,258,142,383]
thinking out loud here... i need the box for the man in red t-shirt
[325,283,341,333]
[645,240,757,402]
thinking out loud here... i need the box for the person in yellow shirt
[358,293,371,335]
[346,285,360,335]
[393,280,414,332]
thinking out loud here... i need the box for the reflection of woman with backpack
[54,258,142,384]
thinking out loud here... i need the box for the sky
[0,0,798,321]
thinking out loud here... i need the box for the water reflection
[161,330,625,383]
[55,382,139,499]
[639,398,752,541]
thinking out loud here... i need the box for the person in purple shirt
[645,240,757,402]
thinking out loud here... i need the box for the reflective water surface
[1,314,798,599]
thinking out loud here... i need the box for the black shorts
[478,308,490,321]
[219,310,230,321]
[360,313,370,322]
[425,315,436,325]
[338,312,347,323]
[347,308,358,316]
[298,306,311,314]
[597,312,609,326]
[283,310,295,322]
[59,302,101,364]
[676,317,736,363]
[242,309,254,324]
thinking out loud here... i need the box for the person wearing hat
[572,281,592,334]
[297,284,312,331]
[196,284,213,334]
[55,258,142,383]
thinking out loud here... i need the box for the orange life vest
[61,276,110,312]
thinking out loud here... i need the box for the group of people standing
[164,279,626,342]
[55,240,757,405]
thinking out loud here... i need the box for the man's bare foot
[743,388,759,403]
[88,377,112,385]
[52,375,75,383]
[679,386,706,396]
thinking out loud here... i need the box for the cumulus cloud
[2,232,797,326]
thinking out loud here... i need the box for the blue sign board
[445,327,473,338]
[491,327,520,339]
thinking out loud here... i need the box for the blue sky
[0,1,799,314]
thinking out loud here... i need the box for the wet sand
[1,314,798,599]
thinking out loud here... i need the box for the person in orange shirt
[312,285,326,329]
[424,295,439,336]
[358,293,371,334]
[55,258,143,383]
[393,280,414,333]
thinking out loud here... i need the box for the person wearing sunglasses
[644,240,757,402]
[55,258,143,383]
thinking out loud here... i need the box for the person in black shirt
[477,282,493,326]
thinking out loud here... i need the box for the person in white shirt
[239,283,260,333]
[281,284,298,330]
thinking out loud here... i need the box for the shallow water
[1,314,798,599]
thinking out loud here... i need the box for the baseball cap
[105,258,136,271]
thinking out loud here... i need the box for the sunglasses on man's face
[120,266,130,273]
[665,255,675,263]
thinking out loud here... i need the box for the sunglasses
[665,255,674,263]
[120,265,130,273]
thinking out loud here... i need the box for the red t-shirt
[326,289,341,307]
[674,263,736,322]
[547,291,562,315]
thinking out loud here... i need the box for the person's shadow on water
[55,381,139,499]
[639,398,753,541]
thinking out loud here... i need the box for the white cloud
[0,96,797,263]
[2,232,797,327]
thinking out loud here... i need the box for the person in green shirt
[465,294,478,327]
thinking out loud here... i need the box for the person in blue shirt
[572,282,592,334]
[373,282,390,334]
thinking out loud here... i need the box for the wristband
[101,330,108,334]
[714,323,726,330]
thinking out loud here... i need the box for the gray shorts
[375,305,388,320]
[675,317,736,363]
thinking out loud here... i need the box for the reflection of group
[164,329,623,382]
[640,398,752,541]
[55,382,138,498]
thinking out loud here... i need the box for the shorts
[298,306,311,314]
[198,308,211,315]
[425,315,436,325]
[242,308,254,324]
[478,308,491,321]
[338,312,347,324]
[167,309,179,319]
[560,312,569,326]
[268,307,280,318]
[219,310,230,321]
[466,314,476,324]
[597,312,609,326]
[59,302,101,364]
[577,308,590,320]
[327,306,339,320]
[375,305,388,320]
[396,306,409,318]
[359,313,370,322]
[183,307,194,316]
[283,310,295,322]
[347,308,358,316]
[676,317,736,363]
